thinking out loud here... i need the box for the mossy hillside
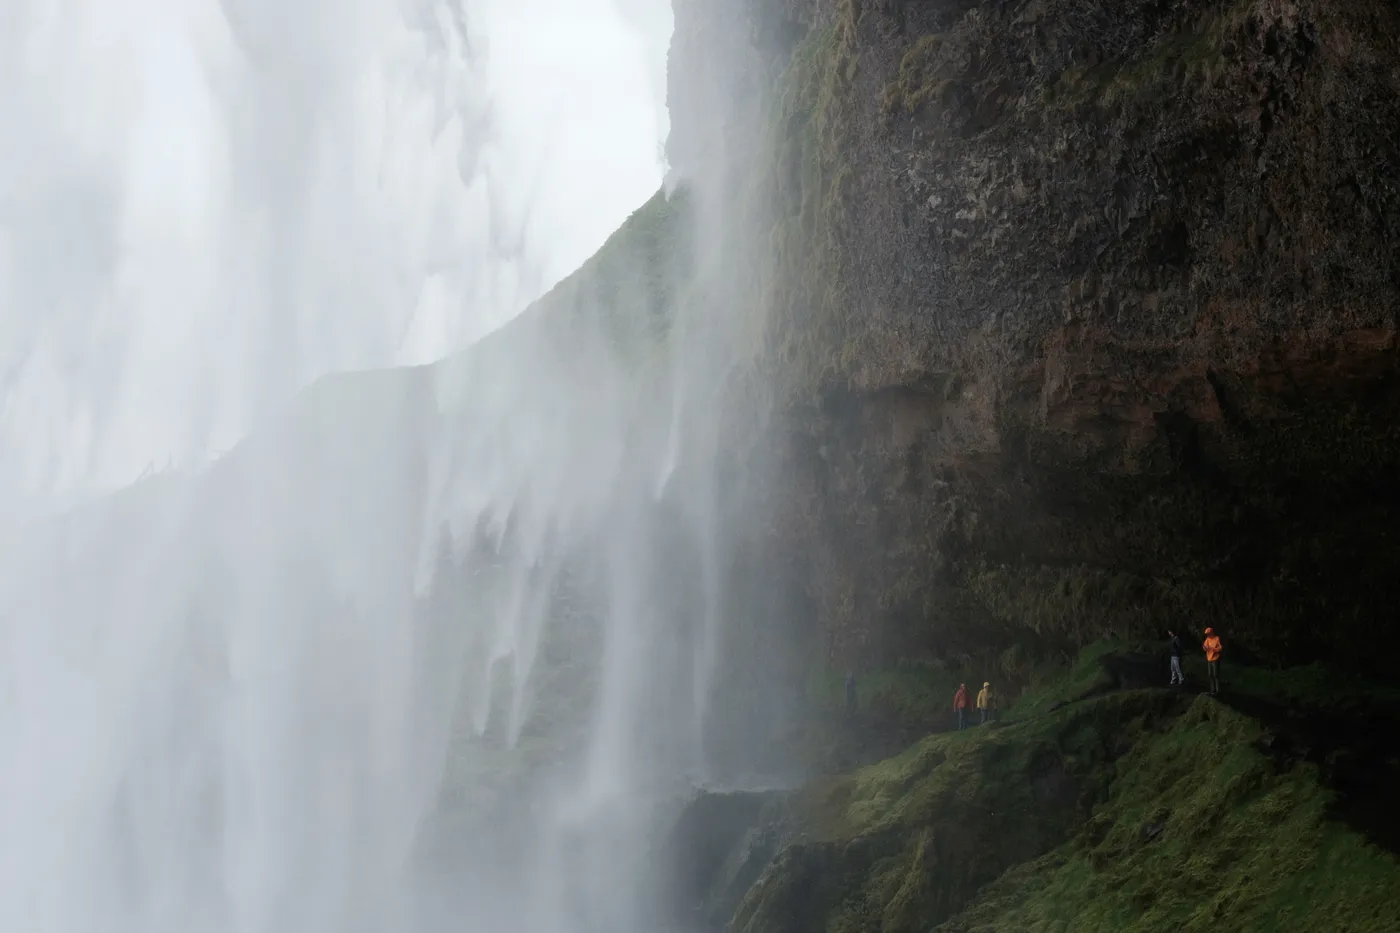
[1006,639,1125,717]
[936,698,1400,933]
[1043,9,1235,111]
[733,689,1187,933]
[790,634,1178,772]
[731,646,1400,933]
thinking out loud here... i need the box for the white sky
[0,0,674,518]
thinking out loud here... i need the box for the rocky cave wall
[669,0,1400,677]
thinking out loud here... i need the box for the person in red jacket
[1203,628,1224,695]
[952,683,969,731]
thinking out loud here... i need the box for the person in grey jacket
[1168,630,1184,686]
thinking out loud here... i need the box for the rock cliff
[667,0,1400,676]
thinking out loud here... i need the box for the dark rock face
[670,0,1400,674]
[647,789,791,932]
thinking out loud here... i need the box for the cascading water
[0,1,793,932]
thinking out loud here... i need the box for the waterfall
[0,2,788,932]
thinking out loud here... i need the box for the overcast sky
[0,0,674,519]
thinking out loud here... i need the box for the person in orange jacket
[1203,628,1224,695]
[953,683,969,731]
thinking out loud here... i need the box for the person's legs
[1207,660,1219,694]
[1170,656,1183,685]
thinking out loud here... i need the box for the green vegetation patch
[736,645,1400,933]
[1044,8,1243,111]
[736,688,1186,933]
[1008,640,1123,717]
[937,698,1400,932]
[755,10,863,401]
[881,32,960,121]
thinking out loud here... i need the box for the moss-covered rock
[734,687,1186,933]
[937,697,1400,932]
[649,789,793,932]
[724,647,1400,933]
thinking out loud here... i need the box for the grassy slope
[734,646,1400,933]
[940,698,1400,932]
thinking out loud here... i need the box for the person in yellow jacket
[1203,628,1224,695]
[976,681,997,724]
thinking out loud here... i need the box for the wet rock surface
[670,0,1400,674]
[650,789,794,933]
[651,2,1400,920]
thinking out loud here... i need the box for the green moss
[752,12,863,401]
[1046,13,1236,110]
[881,33,956,120]
[739,688,1185,933]
[738,648,1400,933]
[937,699,1400,932]
[1008,641,1122,718]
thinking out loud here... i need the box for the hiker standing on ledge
[976,681,997,724]
[953,682,969,731]
[1203,628,1223,695]
[1168,629,1185,686]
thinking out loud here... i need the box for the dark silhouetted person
[1203,628,1223,695]
[1168,630,1184,686]
[953,683,969,730]
[845,671,856,717]
[976,681,997,724]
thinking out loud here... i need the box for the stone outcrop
[669,0,1400,675]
